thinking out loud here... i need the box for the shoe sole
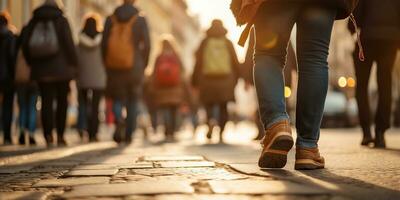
[295,159,325,170]
[258,133,294,168]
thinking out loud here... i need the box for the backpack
[155,54,181,87]
[230,0,266,46]
[105,15,137,70]
[202,38,232,76]
[29,21,59,58]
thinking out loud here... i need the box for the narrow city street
[0,123,399,200]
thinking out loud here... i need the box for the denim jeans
[253,2,336,148]
[113,97,138,137]
[17,86,38,135]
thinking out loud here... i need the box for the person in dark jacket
[0,11,16,145]
[349,0,400,148]
[102,0,151,144]
[251,0,357,170]
[77,14,107,142]
[192,20,240,143]
[22,0,78,146]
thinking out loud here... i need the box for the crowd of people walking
[0,0,399,171]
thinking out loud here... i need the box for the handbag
[14,49,31,83]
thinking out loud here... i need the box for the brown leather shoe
[258,120,293,168]
[295,147,325,170]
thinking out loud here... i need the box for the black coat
[0,26,16,82]
[22,5,77,82]
[352,0,400,42]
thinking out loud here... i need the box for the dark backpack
[155,54,181,87]
[29,21,59,59]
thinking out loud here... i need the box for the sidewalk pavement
[0,122,399,200]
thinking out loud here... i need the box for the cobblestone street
[1,123,400,200]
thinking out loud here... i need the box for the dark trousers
[0,81,15,142]
[354,39,398,133]
[159,105,178,137]
[38,81,69,142]
[78,89,103,140]
[206,102,228,132]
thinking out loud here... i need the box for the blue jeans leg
[295,6,336,148]
[125,97,138,137]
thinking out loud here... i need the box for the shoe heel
[258,135,294,168]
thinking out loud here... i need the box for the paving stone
[62,180,194,198]
[208,180,328,195]
[142,155,204,161]
[65,169,118,177]
[33,177,110,187]
[28,165,70,173]
[84,155,138,164]
[0,191,48,200]
[158,161,215,168]
[74,164,119,170]
[155,195,254,200]
[119,163,154,169]
[0,165,34,174]
[229,164,299,180]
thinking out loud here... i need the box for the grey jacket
[77,33,106,89]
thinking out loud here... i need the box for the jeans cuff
[296,138,318,148]
[265,114,289,130]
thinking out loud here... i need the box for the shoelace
[349,14,365,61]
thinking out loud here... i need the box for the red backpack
[155,54,181,87]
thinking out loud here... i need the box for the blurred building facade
[0,0,201,74]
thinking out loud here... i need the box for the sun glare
[186,0,246,61]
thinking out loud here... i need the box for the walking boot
[57,135,67,147]
[44,134,53,147]
[295,147,325,170]
[258,120,293,168]
[374,130,386,148]
[206,124,214,140]
[113,121,125,144]
[361,128,374,146]
[19,131,25,145]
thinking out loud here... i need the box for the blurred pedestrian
[192,20,240,143]
[77,14,106,142]
[232,0,358,169]
[0,11,16,145]
[349,0,400,148]
[22,0,78,146]
[102,0,151,144]
[16,26,38,145]
[150,38,186,142]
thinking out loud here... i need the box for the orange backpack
[105,15,138,70]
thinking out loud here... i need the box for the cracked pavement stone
[0,191,48,200]
[62,180,195,198]
[33,177,110,187]
[142,155,204,161]
[73,164,120,170]
[158,161,215,168]
[65,169,118,176]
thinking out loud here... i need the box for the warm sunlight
[186,0,246,61]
